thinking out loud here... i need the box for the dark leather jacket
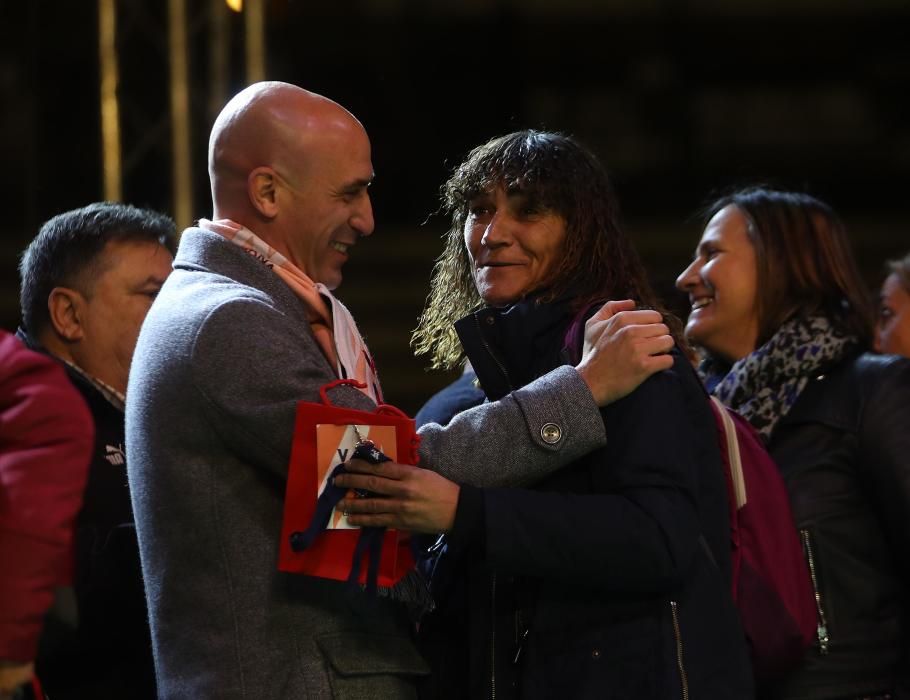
[763,352,910,700]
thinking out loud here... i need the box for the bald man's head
[206,82,375,289]
[209,82,360,210]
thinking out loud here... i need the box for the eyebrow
[695,235,719,253]
[504,182,525,197]
[467,189,493,201]
[342,175,374,193]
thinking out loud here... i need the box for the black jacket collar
[454,296,574,402]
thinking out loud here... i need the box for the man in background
[17,202,175,697]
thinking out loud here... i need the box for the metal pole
[98,0,121,202]
[209,0,230,124]
[245,0,265,84]
[168,0,193,229]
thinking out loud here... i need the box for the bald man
[126,82,673,699]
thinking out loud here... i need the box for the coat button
[540,422,562,444]
[484,316,495,325]
[591,648,601,660]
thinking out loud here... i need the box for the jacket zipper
[800,529,830,654]
[474,313,513,390]
[670,600,689,700]
[490,574,497,700]
[473,312,512,700]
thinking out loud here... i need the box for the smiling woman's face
[675,204,760,363]
[464,185,567,308]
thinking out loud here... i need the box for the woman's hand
[576,299,675,405]
[334,459,460,534]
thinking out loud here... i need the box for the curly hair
[413,130,675,370]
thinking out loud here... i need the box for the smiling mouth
[331,242,350,254]
[479,261,520,268]
[691,297,713,310]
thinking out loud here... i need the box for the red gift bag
[278,380,419,587]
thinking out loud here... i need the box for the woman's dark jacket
[418,298,753,700]
[759,352,910,700]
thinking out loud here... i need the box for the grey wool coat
[125,227,607,699]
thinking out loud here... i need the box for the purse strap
[710,396,747,509]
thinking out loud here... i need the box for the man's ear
[47,287,86,342]
[248,167,279,219]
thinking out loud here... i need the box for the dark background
[2,0,908,414]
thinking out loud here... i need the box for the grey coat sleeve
[416,365,607,488]
[192,297,605,487]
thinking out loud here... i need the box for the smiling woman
[392,131,754,699]
[676,204,760,363]
[414,130,678,372]
[462,185,567,308]
[676,187,910,700]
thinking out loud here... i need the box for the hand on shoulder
[576,300,675,405]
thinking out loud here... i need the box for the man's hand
[576,299,675,406]
[334,459,460,534]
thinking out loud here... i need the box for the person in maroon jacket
[0,330,93,699]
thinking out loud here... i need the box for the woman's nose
[676,259,701,292]
[481,212,510,248]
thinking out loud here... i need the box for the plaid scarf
[200,219,382,403]
[701,315,858,440]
